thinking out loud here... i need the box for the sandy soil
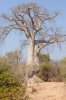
[27,82,66,100]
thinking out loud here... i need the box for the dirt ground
[27,82,66,100]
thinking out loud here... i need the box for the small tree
[5,50,22,65]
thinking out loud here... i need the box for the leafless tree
[0,3,66,78]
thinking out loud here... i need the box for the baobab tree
[0,3,66,78]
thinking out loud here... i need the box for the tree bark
[26,38,39,78]
[27,38,34,66]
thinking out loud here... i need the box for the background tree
[5,50,22,65]
[0,3,66,78]
[39,54,50,62]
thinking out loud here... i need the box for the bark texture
[27,38,39,77]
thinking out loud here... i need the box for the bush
[56,66,66,82]
[39,62,52,81]
[39,54,50,62]
[0,65,27,100]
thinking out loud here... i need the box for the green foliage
[52,59,66,82]
[0,65,27,100]
[39,54,66,82]
[38,54,52,81]
[0,86,26,100]
[57,64,66,81]
[39,54,50,63]
[61,66,66,79]
[39,62,52,81]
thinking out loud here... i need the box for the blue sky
[0,0,66,60]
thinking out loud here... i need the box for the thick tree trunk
[27,39,34,66]
[26,38,39,78]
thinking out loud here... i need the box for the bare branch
[0,24,19,39]
[11,9,31,38]
[35,39,50,45]
[0,3,66,53]
[36,33,66,53]
[27,8,35,28]
[0,14,14,21]
[35,10,59,21]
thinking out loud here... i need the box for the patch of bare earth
[27,82,66,100]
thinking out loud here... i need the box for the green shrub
[39,54,50,63]
[0,65,27,100]
[39,62,52,81]
[57,66,66,81]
